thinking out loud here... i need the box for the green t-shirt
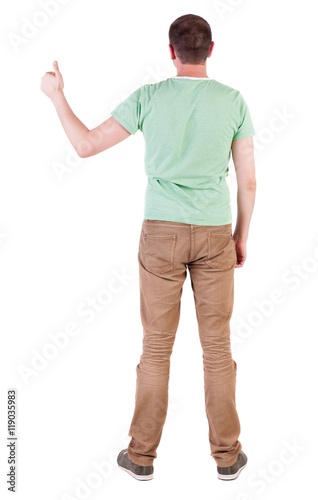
[111,77,254,226]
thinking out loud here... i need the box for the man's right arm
[41,61,131,158]
[231,136,256,268]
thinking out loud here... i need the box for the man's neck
[176,63,208,78]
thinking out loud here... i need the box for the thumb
[53,60,60,74]
[52,60,64,91]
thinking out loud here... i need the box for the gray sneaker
[117,449,154,481]
[217,451,248,481]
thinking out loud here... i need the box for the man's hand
[41,61,64,100]
[233,236,247,268]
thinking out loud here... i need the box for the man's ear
[207,41,214,58]
[169,44,177,60]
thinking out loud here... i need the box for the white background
[1,1,317,499]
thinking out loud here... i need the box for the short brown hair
[169,14,212,64]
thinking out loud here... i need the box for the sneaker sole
[118,464,154,481]
[217,463,247,481]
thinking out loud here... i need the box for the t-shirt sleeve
[111,88,141,135]
[233,93,255,140]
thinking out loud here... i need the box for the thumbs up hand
[41,61,64,99]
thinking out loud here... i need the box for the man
[41,13,256,482]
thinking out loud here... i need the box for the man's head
[169,14,213,65]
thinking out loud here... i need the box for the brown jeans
[127,220,242,468]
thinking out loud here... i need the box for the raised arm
[231,136,256,268]
[40,61,131,158]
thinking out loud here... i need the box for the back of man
[112,77,254,225]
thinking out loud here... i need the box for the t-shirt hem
[233,129,255,140]
[111,111,136,135]
[144,213,232,227]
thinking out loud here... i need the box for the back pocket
[139,232,176,274]
[206,233,236,271]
